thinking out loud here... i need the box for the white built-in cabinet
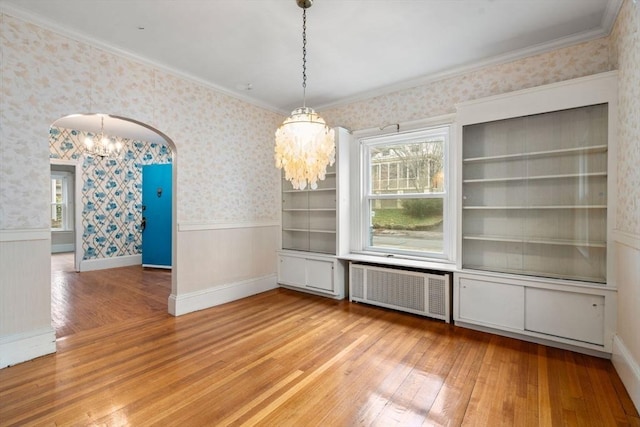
[454,72,618,354]
[277,127,351,299]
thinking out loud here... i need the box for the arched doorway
[48,113,178,328]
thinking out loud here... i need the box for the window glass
[51,172,72,231]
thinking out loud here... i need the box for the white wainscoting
[0,230,56,368]
[172,224,279,316]
[612,231,640,412]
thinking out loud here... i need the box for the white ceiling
[1,0,622,139]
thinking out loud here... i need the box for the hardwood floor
[0,257,637,426]
[51,253,171,337]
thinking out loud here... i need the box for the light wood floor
[0,254,638,426]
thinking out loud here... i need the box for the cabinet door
[525,288,604,345]
[458,277,524,329]
[278,255,306,286]
[306,259,334,292]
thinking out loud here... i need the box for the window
[51,172,73,231]
[360,126,450,259]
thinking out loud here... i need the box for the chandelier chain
[302,8,307,106]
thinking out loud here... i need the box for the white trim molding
[0,229,50,242]
[0,327,56,369]
[168,274,278,316]
[80,254,141,271]
[613,229,640,251]
[177,221,279,232]
[612,335,640,411]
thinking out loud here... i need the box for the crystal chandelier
[83,115,124,159]
[275,0,335,190]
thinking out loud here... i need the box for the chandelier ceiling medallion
[275,0,335,190]
[83,115,125,159]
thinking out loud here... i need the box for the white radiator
[349,263,450,323]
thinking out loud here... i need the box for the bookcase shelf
[453,71,618,355]
[460,103,609,283]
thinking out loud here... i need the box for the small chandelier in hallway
[84,115,124,159]
[275,0,335,191]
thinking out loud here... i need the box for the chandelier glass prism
[83,115,124,159]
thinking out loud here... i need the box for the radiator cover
[349,263,450,322]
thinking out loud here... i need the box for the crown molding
[317,28,616,112]
[316,0,623,112]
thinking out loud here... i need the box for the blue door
[142,164,172,268]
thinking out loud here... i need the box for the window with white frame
[51,172,73,231]
[360,126,450,259]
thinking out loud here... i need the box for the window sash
[360,126,450,259]
[51,173,72,231]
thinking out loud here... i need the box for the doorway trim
[50,158,82,272]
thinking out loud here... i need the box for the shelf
[283,188,337,193]
[463,205,607,210]
[282,208,336,212]
[463,234,606,248]
[462,265,605,284]
[283,228,336,234]
[462,145,607,163]
[463,172,607,184]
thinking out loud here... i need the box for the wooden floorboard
[0,253,638,426]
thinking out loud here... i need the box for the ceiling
[1,0,621,139]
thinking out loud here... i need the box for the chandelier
[83,115,124,159]
[275,0,335,190]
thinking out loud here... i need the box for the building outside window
[361,126,450,259]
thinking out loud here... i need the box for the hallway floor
[50,253,171,338]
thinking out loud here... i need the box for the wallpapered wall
[323,0,638,236]
[610,0,640,236]
[0,12,283,231]
[49,127,172,260]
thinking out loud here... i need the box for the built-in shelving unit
[461,101,609,283]
[278,127,351,299]
[453,71,618,355]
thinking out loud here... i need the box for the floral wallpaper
[610,0,640,237]
[0,12,283,231]
[0,7,637,235]
[323,38,612,131]
[49,127,172,260]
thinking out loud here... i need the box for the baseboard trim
[0,327,56,369]
[80,254,142,271]
[612,335,640,412]
[168,274,278,316]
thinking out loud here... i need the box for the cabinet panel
[525,288,604,345]
[306,259,334,292]
[458,277,524,329]
[278,255,306,286]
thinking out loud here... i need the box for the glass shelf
[461,103,608,283]
[463,144,608,163]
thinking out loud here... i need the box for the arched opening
[48,113,178,337]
